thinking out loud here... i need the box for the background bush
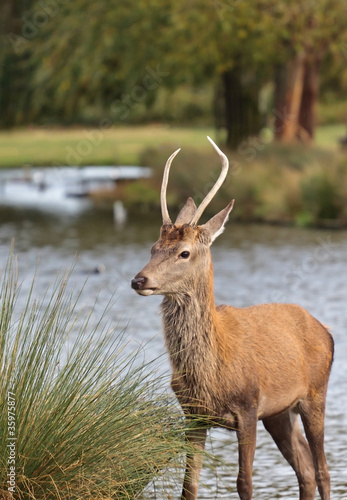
[135,143,347,227]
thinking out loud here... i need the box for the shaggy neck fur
[161,260,225,413]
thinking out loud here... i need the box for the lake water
[0,205,346,499]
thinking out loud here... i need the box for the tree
[1,0,347,146]
[12,0,174,124]
[267,0,347,143]
[0,0,33,127]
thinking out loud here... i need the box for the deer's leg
[263,409,316,500]
[299,395,330,500]
[236,412,257,500]
[181,426,207,500]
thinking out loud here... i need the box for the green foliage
[0,254,198,499]
[120,180,159,211]
[300,171,341,221]
[1,0,347,128]
[318,99,347,126]
[0,0,33,127]
[139,141,347,226]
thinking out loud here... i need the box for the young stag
[131,137,334,500]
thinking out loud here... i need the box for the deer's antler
[161,148,181,225]
[189,136,229,225]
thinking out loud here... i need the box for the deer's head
[131,137,234,296]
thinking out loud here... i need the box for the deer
[131,137,334,500]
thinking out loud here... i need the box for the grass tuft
[0,252,201,499]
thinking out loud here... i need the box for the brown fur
[133,222,334,500]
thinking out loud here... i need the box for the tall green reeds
[0,254,196,499]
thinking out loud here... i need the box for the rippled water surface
[0,205,346,499]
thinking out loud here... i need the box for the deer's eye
[179,251,190,259]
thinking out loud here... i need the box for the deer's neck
[161,263,220,375]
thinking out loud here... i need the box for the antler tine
[190,136,229,225]
[161,148,181,225]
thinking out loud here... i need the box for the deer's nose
[131,276,147,290]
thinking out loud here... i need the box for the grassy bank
[0,124,345,168]
[0,125,222,168]
[0,255,209,499]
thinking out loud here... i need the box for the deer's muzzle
[131,276,147,289]
[131,275,157,296]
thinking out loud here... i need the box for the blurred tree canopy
[1,0,347,146]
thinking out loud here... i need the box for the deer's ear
[174,197,197,225]
[201,200,234,243]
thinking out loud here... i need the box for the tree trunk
[298,58,320,142]
[274,52,320,144]
[218,69,262,149]
[274,52,306,142]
